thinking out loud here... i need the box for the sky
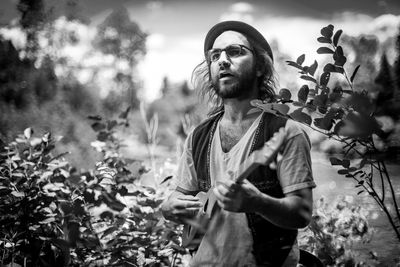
[1,0,400,100]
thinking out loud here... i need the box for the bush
[0,110,185,266]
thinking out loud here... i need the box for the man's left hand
[213,179,261,212]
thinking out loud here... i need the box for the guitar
[181,127,287,250]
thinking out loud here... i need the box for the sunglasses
[208,44,254,62]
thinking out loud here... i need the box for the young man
[162,21,316,266]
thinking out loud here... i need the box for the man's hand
[161,191,202,223]
[213,179,261,213]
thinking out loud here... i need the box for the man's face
[209,31,257,99]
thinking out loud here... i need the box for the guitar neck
[231,153,260,183]
[230,148,278,184]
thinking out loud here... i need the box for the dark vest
[191,111,297,266]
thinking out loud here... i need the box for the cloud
[219,2,255,24]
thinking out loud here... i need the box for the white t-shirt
[174,113,316,266]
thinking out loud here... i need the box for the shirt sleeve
[172,130,199,192]
[277,120,316,194]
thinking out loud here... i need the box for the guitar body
[181,190,217,250]
[181,128,286,250]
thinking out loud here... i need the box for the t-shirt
[174,113,316,266]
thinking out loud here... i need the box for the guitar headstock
[252,127,286,166]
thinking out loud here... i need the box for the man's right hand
[161,191,202,223]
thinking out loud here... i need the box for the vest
[191,111,298,266]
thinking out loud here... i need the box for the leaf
[88,115,102,121]
[11,191,25,197]
[317,37,331,44]
[296,54,305,65]
[97,131,109,142]
[102,226,118,238]
[24,128,33,139]
[317,47,334,54]
[357,190,365,195]
[314,116,333,131]
[119,106,131,119]
[320,72,330,86]
[338,169,348,175]
[333,29,343,46]
[107,120,118,131]
[289,108,312,125]
[91,122,106,132]
[300,75,317,84]
[350,65,361,83]
[298,85,309,103]
[321,24,334,38]
[341,159,350,168]
[279,88,292,101]
[323,63,344,74]
[329,157,342,165]
[161,175,173,184]
[334,47,347,66]
[286,60,303,70]
[308,60,318,76]
[313,94,328,107]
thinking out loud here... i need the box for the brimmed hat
[204,21,273,61]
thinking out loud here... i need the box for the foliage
[251,24,400,241]
[93,6,147,68]
[0,109,185,266]
[299,196,375,266]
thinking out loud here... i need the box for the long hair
[191,36,277,117]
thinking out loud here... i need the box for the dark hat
[204,21,273,61]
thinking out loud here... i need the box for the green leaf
[320,72,330,86]
[314,116,333,131]
[350,65,361,83]
[286,60,303,70]
[24,128,33,139]
[321,24,334,38]
[107,120,118,131]
[329,157,342,165]
[278,88,292,101]
[298,85,309,103]
[91,122,106,132]
[342,159,350,168]
[323,63,344,74]
[296,54,305,65]
[300,75,317,84]
[357,190,365,195]
[11,191,25,197]
[313,94,328,107]
[317,37,331,44]
[338,169,348,175]
[97,131,109,142]
[308,60,318,76]
[317,47,334,54]
[290,108,312,125]
[333,29,343,46]
[88,115,102,121]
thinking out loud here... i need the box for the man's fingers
[173,199,202,209]
[177,195,200,201]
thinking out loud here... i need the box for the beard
[212,64,257,100]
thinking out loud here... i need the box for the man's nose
[218,51,231,68]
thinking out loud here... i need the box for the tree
[393,25,400,99]
[94,6,147,68]
[375,53,395,116]
[17,0,50,58]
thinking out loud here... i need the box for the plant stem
[381,161,400,222]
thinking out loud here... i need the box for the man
[162,21,316,267]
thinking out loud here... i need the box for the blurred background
[0,0,399,168]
